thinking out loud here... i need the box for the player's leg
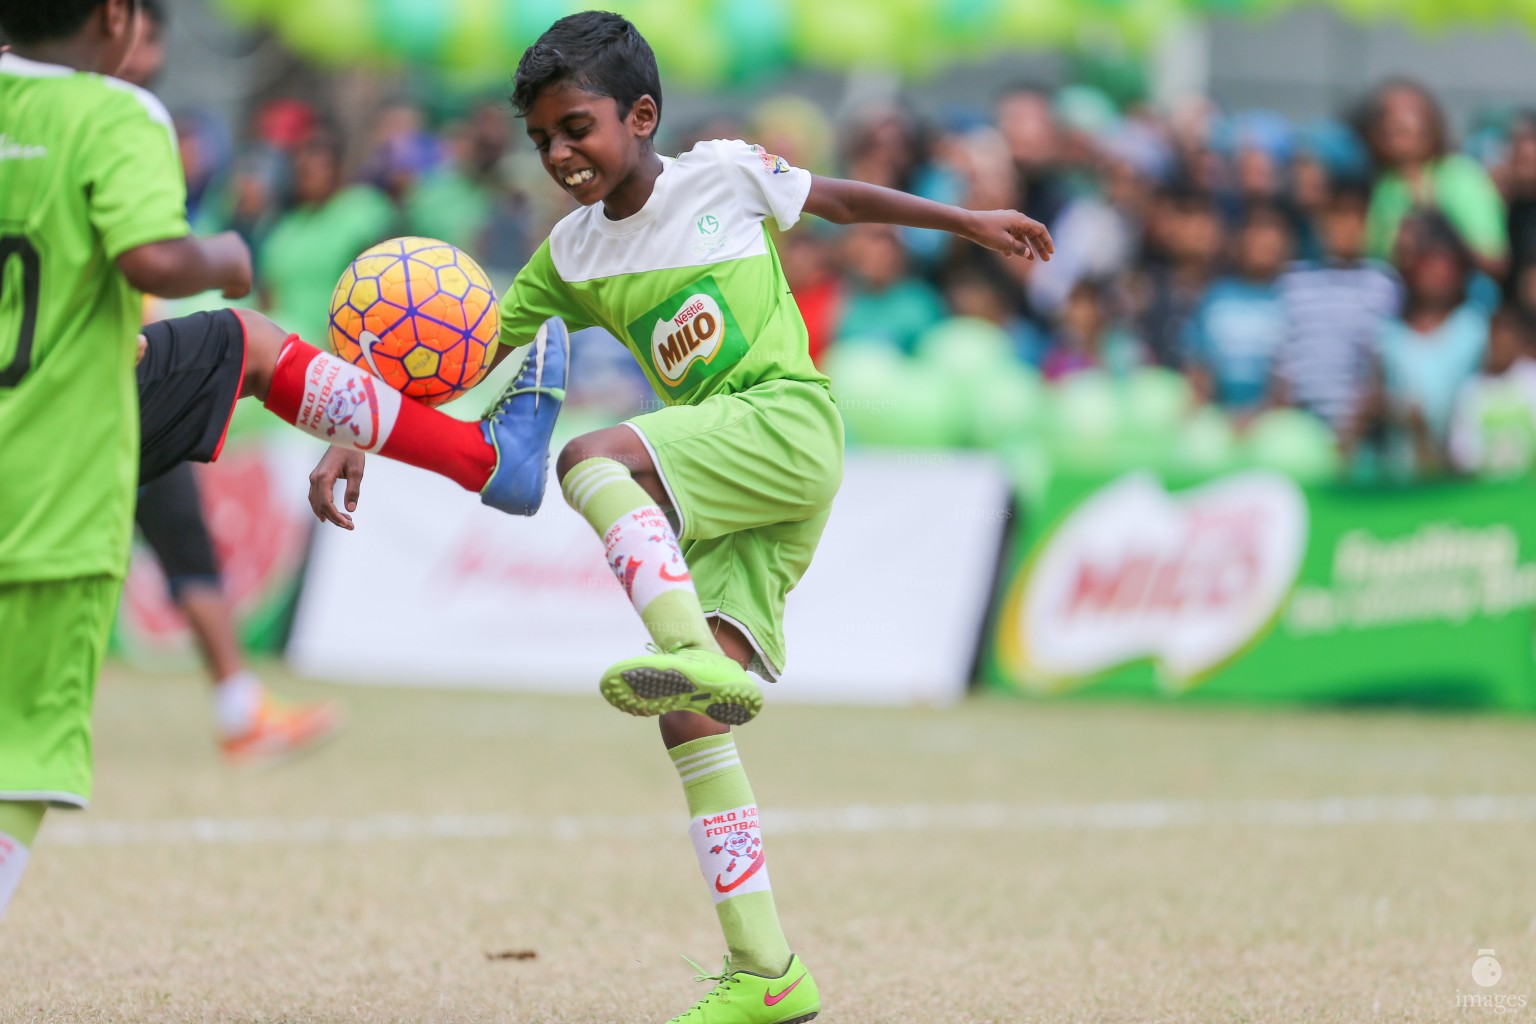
[133,464,341,762]
[236,310,499,493]
[0,800,45,921]
[555,424,763,725]
[0,576,120,922]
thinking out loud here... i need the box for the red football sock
[263,337,495,492]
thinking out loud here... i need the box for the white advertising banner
[287,451,1009,706]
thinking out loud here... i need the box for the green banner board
[985,468,1536,710]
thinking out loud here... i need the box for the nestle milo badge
[628,276,749,397]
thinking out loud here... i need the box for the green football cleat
[666,954,820,1024]
[600,646,763,726]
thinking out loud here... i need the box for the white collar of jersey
[587,156,675,237]
[0,52,75,78]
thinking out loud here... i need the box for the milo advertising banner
[986,469,1536,710]
[112,405,323,664]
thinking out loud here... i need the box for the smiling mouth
[562,169,595,187]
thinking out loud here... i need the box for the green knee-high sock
[670,734,792,977]
[0,800,46,920]
[561,457,719,654]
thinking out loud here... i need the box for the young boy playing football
[0,0,567,921]
[309,12,1052,1022]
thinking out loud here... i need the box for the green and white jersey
[0,53,188,582]
[500,139,829,406]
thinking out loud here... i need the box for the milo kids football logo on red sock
[628,276,749,398]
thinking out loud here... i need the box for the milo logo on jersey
[629,276,749,398]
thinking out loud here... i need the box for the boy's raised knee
[556,435,603,483]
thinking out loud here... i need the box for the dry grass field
[5,663,1536,1022]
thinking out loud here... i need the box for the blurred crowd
[136,3,1536,482]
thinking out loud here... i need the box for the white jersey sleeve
[702,138,813,233]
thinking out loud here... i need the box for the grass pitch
[5,663,1536,1023]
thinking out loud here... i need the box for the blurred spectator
[1043,278,1143,381]
[1373,211,1490,475]
[1501,110,1536,310]
[1027,128,1156,317]
[1271,179,1402,447]
[1449,304,1536,476]
[841,102,955,270]
[751,95,835,176]
[834,223,946,355]
[1364,78,1508,278]
[993,83,1070,227]
[407,100,526,268]
[362,99,443,204]
[1137,185,1224,368]
[1185,201,1294,415]
[258,128,396,346]
[940,253,1049,366]
[781,228,843,367]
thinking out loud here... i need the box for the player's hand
[965,210,1054,261]
[308,446,367,530]
[208,231,254,299]
[136,333,147,366]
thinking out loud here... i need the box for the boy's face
[100,0,143,77]
[1322,198,1366,260]
[1238,215,1292,280]
[115,12,164,88]
[524,81,657,208]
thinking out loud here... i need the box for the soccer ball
[329,237,500,407]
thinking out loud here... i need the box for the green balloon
[1049,371,1122,469]
[827,341,909,446]
[1122,367,1193,437]
[719,0,793,83]
[275,0,373,63]
[915,317,1012,376]
[375,0,453,62]
[211,0,274,22]
[1174,406,1238,476]
[970,363,1045,449]
[1243,409,1341,483]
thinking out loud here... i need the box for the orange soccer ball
[328,237,499,407]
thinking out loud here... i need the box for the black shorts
[137,309,246,486]
[135,462,220,598]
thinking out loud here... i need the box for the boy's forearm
[804,175,975,234]
[118,233,250,299]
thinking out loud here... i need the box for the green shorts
[626,378,843,679]
[0,575,120,808]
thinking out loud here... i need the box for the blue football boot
[479,318,570,516]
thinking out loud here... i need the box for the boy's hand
[136,334,148,366]
[207,232,254,299]
[966,210,1054,261]
[308,446,368,530]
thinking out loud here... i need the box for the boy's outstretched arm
[802,176,1054,260]
[118,232,253,300]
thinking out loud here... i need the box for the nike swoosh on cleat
[358,330,387,379]
[764,974,806,1007]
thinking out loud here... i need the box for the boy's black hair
[510,11,661,130]
[1325,175,1372,210]
[1238,198,1293,232]
[0,0,137,46]
[141,0,165,28]
[1399,207,1473,271]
